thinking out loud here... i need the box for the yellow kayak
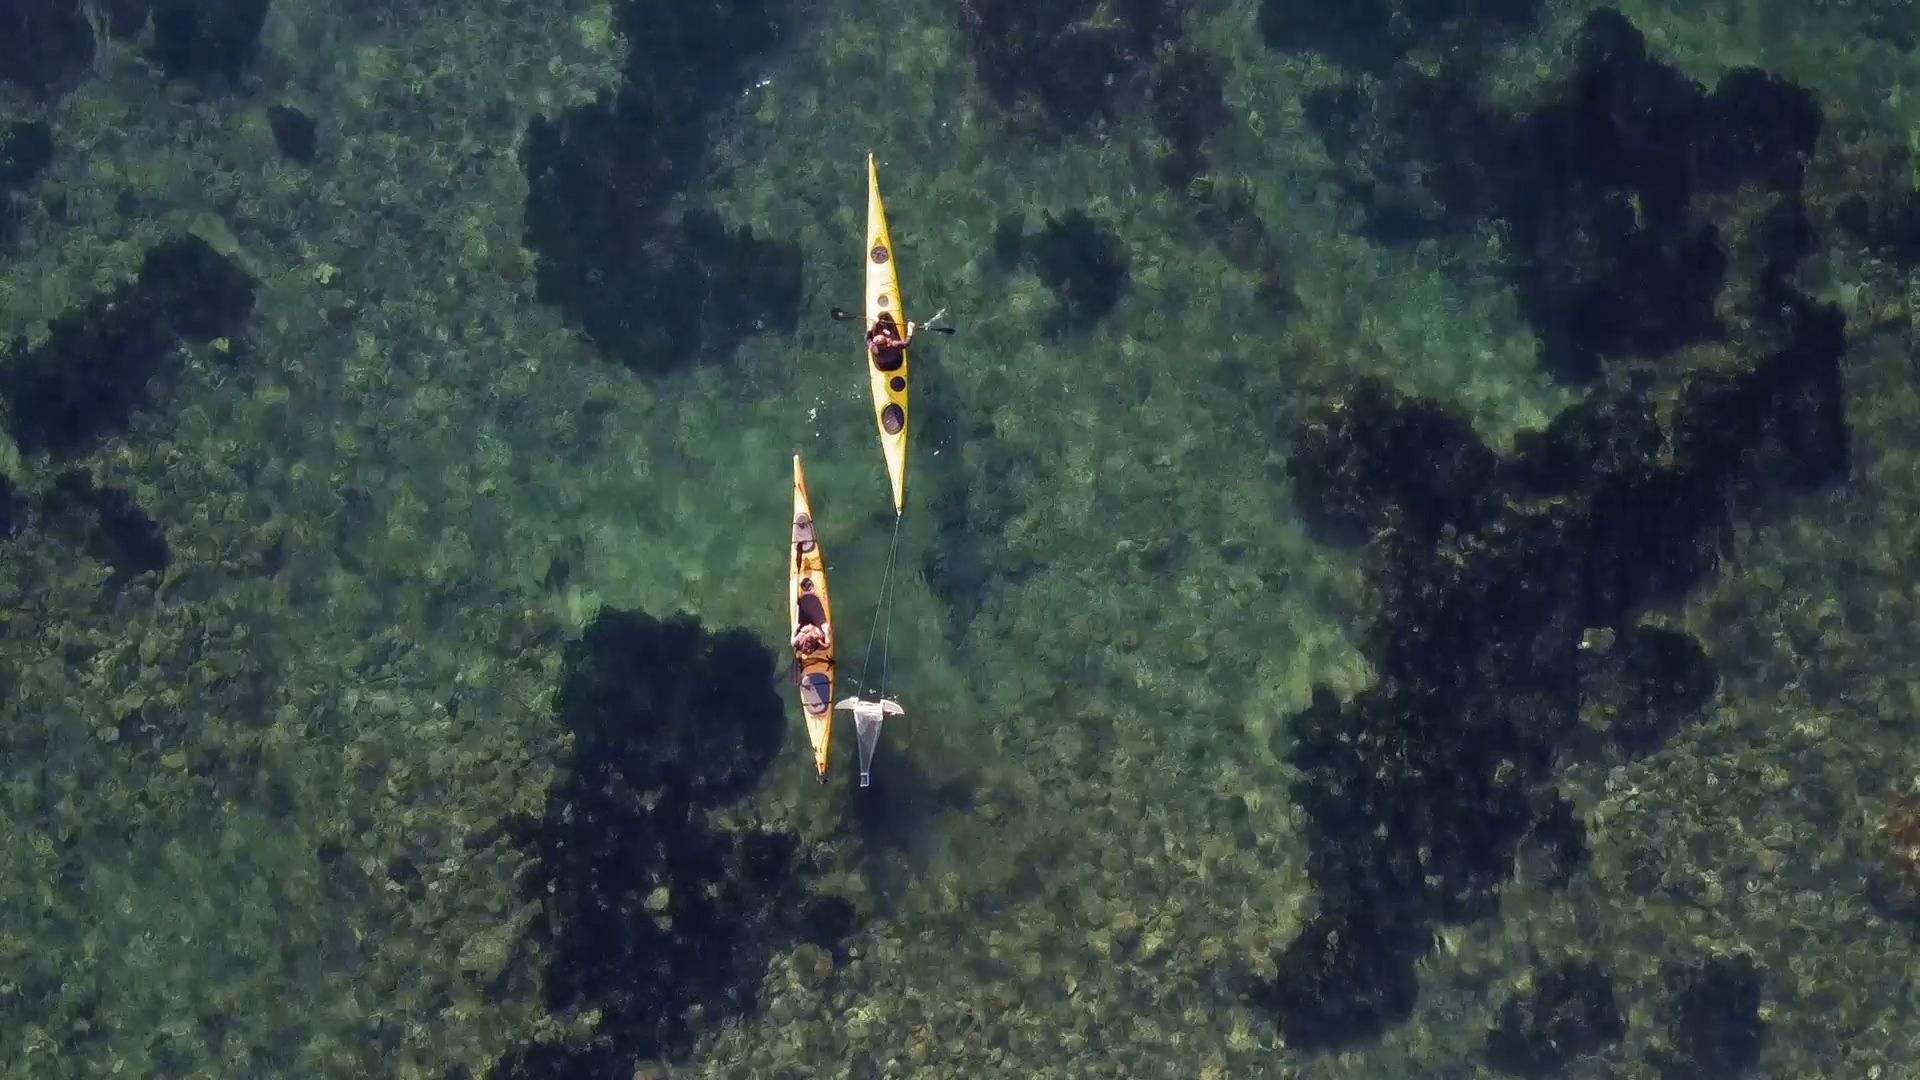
[790,455,835,782]
[865,153,910,515]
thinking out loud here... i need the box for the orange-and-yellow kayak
[790,455,835,782]
[865,153,910,516]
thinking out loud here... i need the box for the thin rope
[878,519,899,699]
[856,511,904,698]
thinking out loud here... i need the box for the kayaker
[866,318,916,371]
[793,576,831,657]
[793,620,831,656]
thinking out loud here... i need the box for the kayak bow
[865,153,910,515]
[790,455,835,782]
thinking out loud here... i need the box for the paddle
[829,307,957,334]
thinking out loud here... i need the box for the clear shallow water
[0,0,1918,1076]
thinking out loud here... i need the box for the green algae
[0,0,1914,1076]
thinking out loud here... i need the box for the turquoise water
[1,0,1918,1075]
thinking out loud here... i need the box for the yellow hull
[865,153,909,515]
[790,455,835,782]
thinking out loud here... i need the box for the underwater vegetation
[39,472,170,581]
[1866,791,1920,919]
[957,0,1291,293]
[0,119,54,251]
[0,235,255,457]
[1305,9,1822,381]
[993,209,1131,335]
[958,0,1294,315]
[0,120,53,193]
[1147,44,1227,186]
[953,0,1185,135]
[267,104,319,165]
[917,202,1136,647]
[1485,960,1624,1077]
[0,0,265,92]
[1260,0,1541,74]
[491,609,852,1077]
[1834,187,1920,265]
[1262,286,1841,1051]
[147,0,272,81]
[1186,173,1301,314]
[0,234,237,585]
[1658,954,1766,1076]
[1827,116,1920,271]
[98,0,149,40]
[915,363,1003,645]
[519,0,802,377]
[0,0,95,95]
[912,335,1082,648]
[960,0,1305,332]
[0,474,19,539]
[1256,9,1842,1044]
[1581,625,1718,757]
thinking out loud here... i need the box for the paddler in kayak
[792,581,831,658]
[865,316,917,373]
